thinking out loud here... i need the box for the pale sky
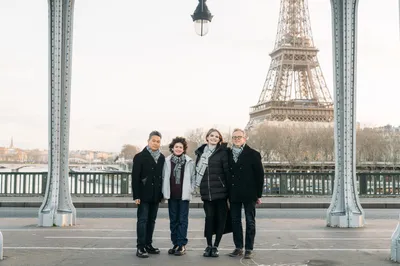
[0,0,399,152]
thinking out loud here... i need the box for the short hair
[232,128,246,136]
[168,137,188,154]
[148,130,162,140]
[205,128,223,143]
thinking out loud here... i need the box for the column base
[38,210,76,227]
[55,211,76,227]
[0,231,3,260]
[38,211,54,227]
[391,222,400,262]
[327,212,365,228]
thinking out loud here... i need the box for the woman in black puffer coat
[194,128,230,258]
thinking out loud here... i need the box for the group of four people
[131,128,264,259]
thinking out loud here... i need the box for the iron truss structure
[247,0,334,128]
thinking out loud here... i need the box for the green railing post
[359,173,367,195]
[279,173,287,194]
[41,173,47,195]
[121,173,128,195]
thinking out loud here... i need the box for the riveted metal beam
[326,0,364,228]
[38,0,76,227]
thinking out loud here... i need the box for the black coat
[227,145,264,203]
[131,148,165,203]
[195,143,230,202]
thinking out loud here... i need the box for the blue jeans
[230,201,256,250]
[168,199,189,246]
[136,202,159,249]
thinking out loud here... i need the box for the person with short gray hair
[227,128,264,259]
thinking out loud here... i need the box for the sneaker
[168,245,178,255]
[145,244,160,254]
[136,248,149,258]
[229,248,243,257]
[244,250,253,259]
[211,246,219,257]
[174,245,186,256]
[203,246,212,257]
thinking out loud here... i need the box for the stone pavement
[0,216,397,265]
[1,195,400,208]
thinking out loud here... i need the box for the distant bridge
[0,164,125,172]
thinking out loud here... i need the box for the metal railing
[0,172,131,195]
[0,172,400,196]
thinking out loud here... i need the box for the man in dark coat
[227,128,264,259]
[132,131,165,258]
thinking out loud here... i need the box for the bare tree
[385,131,400,169]
[182,124,399,170]
[319,127,334,164]
[184,128,205,159]
[247,122,279,162]
[120,144,140,160]
[26,149,43,163]
[357,128,386,167]
[275,125,305,168]
[185,128,205,147]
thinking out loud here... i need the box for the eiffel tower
[246,0,333,129]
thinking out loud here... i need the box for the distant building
[0,138,28,162]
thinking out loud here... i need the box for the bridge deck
[0,213,396,266]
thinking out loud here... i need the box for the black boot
[203,246,212,257]
[136,248,149,258]
[244,250,253,259]
[211,246,219,257]
[145,244,160,254]
[174,246,186,256]
[168,245,178,255]
[229,248,243,257]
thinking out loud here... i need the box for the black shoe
[203,246,212,257]
[174,245,186,256]
[168,245,178,255]
[145,244,160,254]
[244,250,253,259]
[229,248,243,257]
[136,248,149,258]
[211,246,219,257]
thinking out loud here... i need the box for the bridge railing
[0,172,400,196]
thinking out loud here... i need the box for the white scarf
[195,144,216,181]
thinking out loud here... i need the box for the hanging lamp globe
[191,0,213,36]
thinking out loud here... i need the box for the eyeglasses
[232,136,244,140]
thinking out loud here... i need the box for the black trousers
[203,199,228,247]
[136,202,159,249]
[230,201,256,250]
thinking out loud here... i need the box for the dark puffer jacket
[195,143,230,202]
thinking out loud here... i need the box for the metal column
[391,1,400,262]
[326,0,364,228]
[38,0,76,227]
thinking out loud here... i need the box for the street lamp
[191,0,213,36]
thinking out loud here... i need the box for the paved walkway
[0,216,397,265]
[1,195,400,208]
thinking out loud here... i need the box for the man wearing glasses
[227,128,264,259]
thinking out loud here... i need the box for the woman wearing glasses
[194,128,230,258]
